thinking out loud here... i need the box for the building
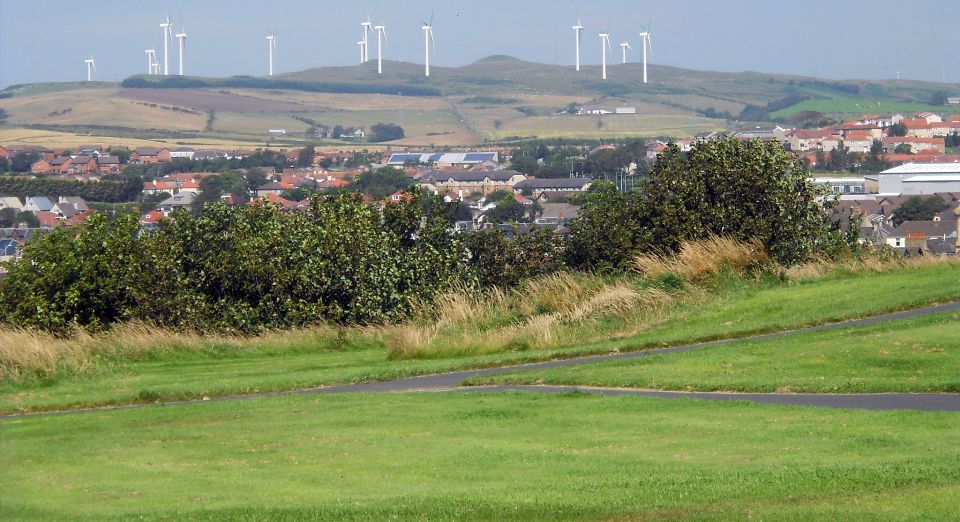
[23,196,54,213]
[157,192,197,214]
[876,163,960,195]
[97,156,121,173]
[812,177,868,195]
[170,147,196,160]
[0,197,23,211]
[615,107,637,114]
[386,152,499,168]
[420,170,527,196]
[788,129,839,152]
[881,137,945,154]
[513,178,593,197]
[130,147,171,164]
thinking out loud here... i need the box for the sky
[2,0,959,88]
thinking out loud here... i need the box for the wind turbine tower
[175,29,187,76]
[572,20,583,71]
[145,49,157,75]
[599,32,611,80]
[84,58,96,82]
[620,41,632,64]
[361,19,373,63]
[638,24,653,83]
[375,24,388,74]
[421,16,435,77]
[160,16,173,75]
[266,33,277,76]
[357,40,366,64]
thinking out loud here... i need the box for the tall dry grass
[785,252,958,280]
[387,273,679,360]
[634,237,769,281]
[0,322,368,384]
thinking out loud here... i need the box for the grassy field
[468,310,960,393]
[769,96,950,118]
[2,260,958,414]
[2,392,959,520]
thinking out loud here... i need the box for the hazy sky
[2,0,959,87]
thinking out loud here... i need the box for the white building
[876,163,960,195]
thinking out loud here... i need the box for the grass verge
[2,392,959,520]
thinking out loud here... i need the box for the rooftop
[880,163,960,175]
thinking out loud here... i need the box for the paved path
[3,301,959,419]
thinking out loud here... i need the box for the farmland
[2,56,955,147]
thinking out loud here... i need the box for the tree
[894,143,913,154]
[930,91,948,106]
[245,168,270,193]
[486,189,513,203]
[869,139,883,159]
[332,125,345,139]
[110,148,131,164]
[892,195,948,226]
[0,208,16,227]
[0,156,9,173]
[14,211,40,228]
[296,146,315,167]
[353,166,413,200]
[485,194,525,223]
[11,152,39,173]
[369,123,405,142]
[887,123,908,137]
[194,171,249,210]
[0,108,8,123]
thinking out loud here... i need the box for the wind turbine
[175,28,187,76]
[638,23,653,83]
[266,32,278,76]
[572,19,583,71]
[145,49,157,75]
[620,41,632,64]
[421,14,435,77]
[599,32,612,80]
[84,58,96,82]
[160,16,173,75]
[357,40,365,64]
[361,18,373,63]
[375,24,388,74]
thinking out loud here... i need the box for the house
[58,196,89,212]
[169,147,196,160]
[23,196,54,213]
[65,155,97,174]
[914,112,942,124]
[143,180,177,196]
[615,107,637,114]
[877,163,960,195]
[193,150,225,161]
[255,181,296,198]
[881,137,945,154]
[733,126,790,142]
[130,147,171,164]
[96,156,121,173]
[788,129,839,152]
[419,170,527,196]
[842,131,875,154]
[31,156,72,174]
[858,114,903,127]
[900,118,937,138]
[157,192,197,214]
[0,197,23,211]
[513,178,593,197]
[834,122,883,140]
[35,211,60,228]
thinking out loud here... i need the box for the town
[1,107,958,265]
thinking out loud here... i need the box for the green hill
[2,56,957,147]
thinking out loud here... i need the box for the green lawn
[1,392,958,520]
[468,310,960,393]
[1,262,958,414]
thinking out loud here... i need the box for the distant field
[2,392,959,520]
[0,126,274,150]
[486,113,724,140]
[771,97,950,118]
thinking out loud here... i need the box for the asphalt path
[3,301,959,419]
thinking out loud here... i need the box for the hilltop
[1,56,956,148]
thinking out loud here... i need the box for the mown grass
[2,392,959,520]
[1,258,958,414]
[768,96,949,118]
[467,310,960,393]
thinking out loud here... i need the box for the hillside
[1,56,957,148]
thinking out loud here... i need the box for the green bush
[0,192,469,334]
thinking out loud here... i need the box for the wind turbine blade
[430,28,436,49]
[429,10,434,26]
[383,27,388,46]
